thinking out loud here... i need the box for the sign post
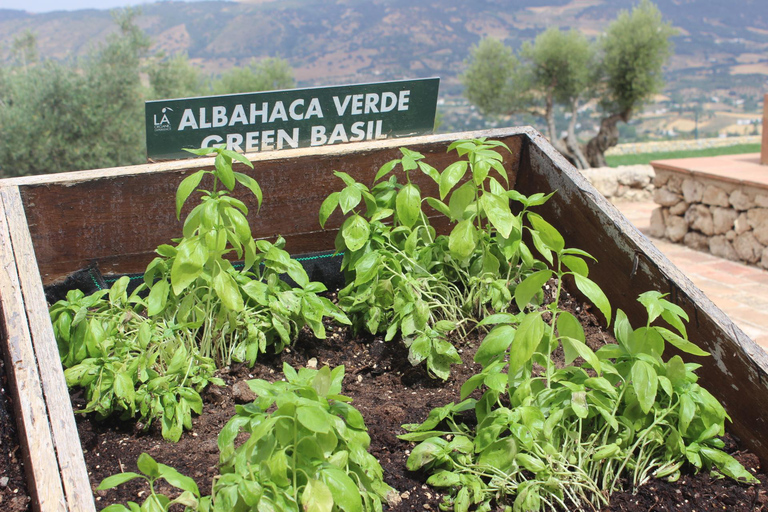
[145,78,439,160]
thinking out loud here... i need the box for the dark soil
[76,288,768,511]
[0,356,33,512]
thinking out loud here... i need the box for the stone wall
[580,165,655,201]
[650,170,768,268]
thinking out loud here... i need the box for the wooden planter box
[1,127,767,511]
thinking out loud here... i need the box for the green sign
[145,78,439,160]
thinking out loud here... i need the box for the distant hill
[1,0,766,136]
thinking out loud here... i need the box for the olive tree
[212,57,295,95]
[463,0,676,169]
[585,0,677,167]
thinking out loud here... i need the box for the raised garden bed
[1,127,768,511]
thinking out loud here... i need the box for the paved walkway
[614,200,768,352]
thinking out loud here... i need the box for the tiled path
[614,200,768,352]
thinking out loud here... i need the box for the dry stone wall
[580,165,655,201]
[650,169,768,268]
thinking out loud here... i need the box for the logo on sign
[153,107,173,132]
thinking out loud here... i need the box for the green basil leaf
[656,327,709,357]
[556,311,585,343]
[475,325,515,367]
[175,170,205,219]
[528,212,565,253]
[573,274,612,325]
[439,160,468,199]
[214,152,236,191]
[561,254,589,277]
[339,185,362,214]
[514,269,552,311]
[396,183,421,228]
[137,453,160,478]
[233,172,262,209]
[213,270,244,312]
[448,220,477,261]
[561,336,601,374]
[170,239,207,295]
[479,192,515,238]
[631,359,658,414]
[146,280,169,317]
[418,161,440,183]
[374,159,398,182]
[97,472,142,490]
[319,192,340,228]
[341,215,370,252]
[509,312,545,376]
[320,467,363,512]
[425,197,451,218]
[297,404,331,433]
[157,463,200,496]
[448,180,475,222]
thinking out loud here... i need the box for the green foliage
[99,364,394,512]
[148,52,204,99]
[0,13,296,178]
[140,145,347,365]
[321,139,558,379]
[601,0,677,116]
[205,363,394,511]
[520,27,594,107]
[0,10,149,176]
[98,453,201,512]
[462,1,676,167]
[50,280,221,442]
[212,57,295,95]
[604,143,762,167]
[403,268,757,511]
[462,39,525,117]
[50,145,348,440]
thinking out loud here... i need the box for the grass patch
[605,143,761,167]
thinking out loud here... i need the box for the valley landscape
[0,0,766,138]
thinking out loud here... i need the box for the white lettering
[306,98,323,119]
[365,93,379,114]
[245,132,259,151]
[261,130,275,150]
[311,125,327,146]
[375,119,385,139]
[398,90,410,111]
[328,124,348,144]
[201,134,223,147]
[229,105,248,126]
[289,99,305,121]
[381,92,398,112]
[178,109,198,130]
[333,95,351,116]
[212,106,227,128]
[351,94,364,115]
[269,101,288,123]
[350,121,365,142]
[277,128,299,149]
[199,108,212,129]
[226,133,244,152]
[250,102,268,124]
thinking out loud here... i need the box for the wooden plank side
[0,187,96,512]
[514,129,768,463]
[18,131,523,285]
[0,187,67,512]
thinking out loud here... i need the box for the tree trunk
[584,109,631,168]
[544,94,571,158]
[564,98,589,170]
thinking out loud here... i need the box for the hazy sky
[0,0,218,13]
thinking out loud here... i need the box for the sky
[0,0,216,13]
